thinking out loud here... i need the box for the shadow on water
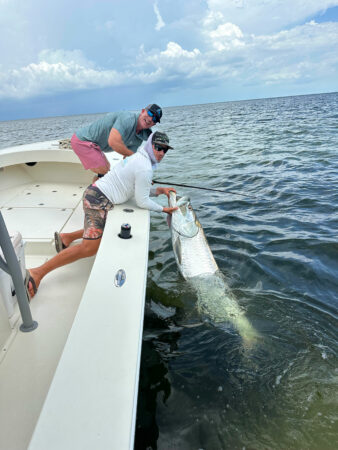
[135,300,181,450]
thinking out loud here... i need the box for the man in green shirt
[71,104,162,176]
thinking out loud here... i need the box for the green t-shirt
[75,112,152,152]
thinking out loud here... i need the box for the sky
[0,0,338,120]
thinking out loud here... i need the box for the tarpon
[168,191,259,348]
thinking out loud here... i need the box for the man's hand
[163,206,178,215]
[156,187,177,198]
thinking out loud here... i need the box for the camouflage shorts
[83,185,114,240]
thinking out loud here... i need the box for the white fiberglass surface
[1,182,86,241]
[2,208,73,240]
[2,182,86,209]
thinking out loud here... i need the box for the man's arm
[134,171,178,215]
[108,128,134,157]
[134,170,163,212]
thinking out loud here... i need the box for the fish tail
[233,315,261,349]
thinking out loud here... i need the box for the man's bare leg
[91,154,110,181]
[27,238,101,298]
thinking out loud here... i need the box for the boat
[0,140,150,449]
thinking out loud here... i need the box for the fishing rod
[152,179,253,198]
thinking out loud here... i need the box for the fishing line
[152,179,253,198]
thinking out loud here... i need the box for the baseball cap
[145,104,162,123]
[152,131,173,149]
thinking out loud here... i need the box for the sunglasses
[154,144,169,153]
[147,110,160,123]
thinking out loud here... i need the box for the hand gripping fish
[168,191,259,348]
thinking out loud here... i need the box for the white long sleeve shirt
[95,147,163,213]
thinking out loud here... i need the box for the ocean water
[1,92,337,449]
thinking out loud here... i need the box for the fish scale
[169,192,218,279]
[176,230,218,278]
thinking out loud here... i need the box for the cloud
[0,11,337,101]
[160,41,200,58]
[0,45,200,100]
[208,22,244,50]
[134,42,203,81]
[153,1,165,31]
[248,21,338,84]
[206,0,338,33]
[38,49,95,68]
[138,20,338,88]
[0,51,124,99]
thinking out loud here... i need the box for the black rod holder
[118,223,132,239]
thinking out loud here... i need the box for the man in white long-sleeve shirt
[25,132,177,298]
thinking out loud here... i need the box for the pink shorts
[71,134,108,170]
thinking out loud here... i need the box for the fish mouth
[176,196,191,207]
[169,192,199,238]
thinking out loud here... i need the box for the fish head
[176,196,191,207]
[168,191,199,238]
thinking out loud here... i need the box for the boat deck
[0,171,94,450]
[0,145,150,450]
